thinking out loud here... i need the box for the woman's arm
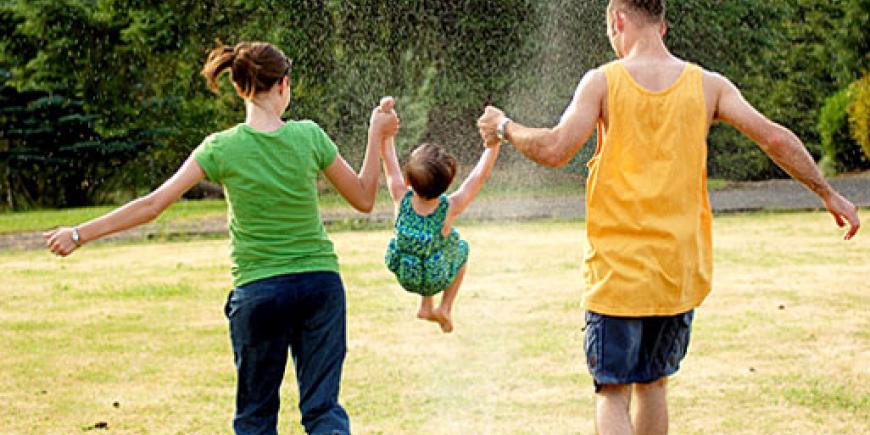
[381,136,408,206]
[323,97,398,213]
[447,143,501,220]
[43,155,206,256]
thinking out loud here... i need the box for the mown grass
[1,212,867,434]
[0,200,228,235]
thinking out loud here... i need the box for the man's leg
[596,384,633,435]
[633,377,668,435]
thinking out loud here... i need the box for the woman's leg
[225,280,292,435]
[290,272,350,435]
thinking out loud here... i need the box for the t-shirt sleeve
[311,124,339,170]
[193,134,222,183]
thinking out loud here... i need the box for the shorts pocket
[584,312,603,372]
[665,311,694,369]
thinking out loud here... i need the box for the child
[381,136,500,333]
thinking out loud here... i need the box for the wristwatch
[496,117,512,142]
[71,227,82,246]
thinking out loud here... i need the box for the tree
[0,67,160,209]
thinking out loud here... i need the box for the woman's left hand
[370,97,400,139]
[43,227,80,257]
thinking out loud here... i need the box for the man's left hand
[822,191,861,240]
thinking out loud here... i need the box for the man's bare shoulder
[578,65,609,94]
[699,67,732,89]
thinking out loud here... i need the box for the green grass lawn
[1,212,868,434]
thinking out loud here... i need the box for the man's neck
[622,27,671,61]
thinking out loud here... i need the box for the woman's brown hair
[404,143,458,199]
[201,41,291,99]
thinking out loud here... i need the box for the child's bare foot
[417,306,434,320]
[416,306,453,333]
[432,308,453,333]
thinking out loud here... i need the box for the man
[477,1,860,434]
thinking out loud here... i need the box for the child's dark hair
[201,41,291,99]
[404,143,457,199]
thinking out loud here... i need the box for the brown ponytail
[201,41,292,99]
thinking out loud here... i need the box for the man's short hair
[613,0,666,23]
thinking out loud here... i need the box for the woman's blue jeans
[225,271,350,435]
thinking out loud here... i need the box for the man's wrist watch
[496,117,512,142]
[71,227,82,246]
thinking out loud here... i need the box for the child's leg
[417,295,436,320]
[433,265,467,333]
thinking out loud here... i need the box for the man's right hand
[477,106,506,147]
[821,191,861,240]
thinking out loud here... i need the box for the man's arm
[714,74,860,240]
[477,68,606,168]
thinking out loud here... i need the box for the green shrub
[847,71,870,162]
[818,87,869,174]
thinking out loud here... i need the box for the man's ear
[614,10,627,33]
[660,21,668,38]
[233,83,245,99]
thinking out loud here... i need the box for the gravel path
[6,175,869,251]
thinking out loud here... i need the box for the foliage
[816,0,870,174]
[828,0,870,85]
[1,0,870,209]
[0,66,163,209]
[818,88,863,175]
[848,71,870,162]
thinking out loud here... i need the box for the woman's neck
[244,99,285,132]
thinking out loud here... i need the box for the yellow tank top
[583,61,713,316]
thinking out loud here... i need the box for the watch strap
[71,227,82,246]
[497,117,512,141]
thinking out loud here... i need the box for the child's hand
[371,96,399,140]
[483,138,502,149]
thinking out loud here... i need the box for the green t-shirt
[193,121,340,287]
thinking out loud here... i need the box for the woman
[43,41,398,435]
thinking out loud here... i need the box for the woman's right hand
[43,227,80,257]
[370,97,399,139]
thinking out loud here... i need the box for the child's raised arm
[382,136,409,206]
[446,142,501,222]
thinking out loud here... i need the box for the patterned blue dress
[385,191,469,296]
